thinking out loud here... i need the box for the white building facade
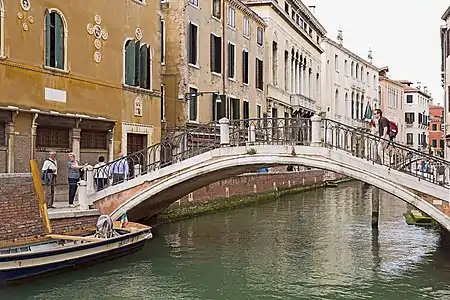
[440,7,450,158]
[401,81,431,150]
[320,31,379,129]
[244,0,326,119]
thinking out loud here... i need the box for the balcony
[290,94,317,112]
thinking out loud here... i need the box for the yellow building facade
[162,0,266,128]
[0,0,163,183]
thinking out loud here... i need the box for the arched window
[0,0,4,58]
[360,66,364,81]
[334,88,339,115]
[44,9,67,70]
[355,63,359,80]
[351,61,354,77]
[351,91,355,119]
[124,39,152,90]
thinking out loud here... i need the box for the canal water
[3,181,450,300]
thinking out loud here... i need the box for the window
[228,7,235,28]
[272,41,278,85]
[0,1,4,58]
[432,124,437,131]
[406,133,413,145]
[256,58,263,90]
[212,94,225,121]
[44,9,66,70]
[213,0,221,19]
[0,122,5,147]
[308,28,312,37]
[161,84,165,121]
[344,60,348,76]
[189,87,198,121]
[210,34,221,73]
[406,95,413,103]
[351,61,354,77]
[189,0,198,7]
[36,127,70,148]
[257,104,261,119]
[243,17,250,37]
[242,50,249,84]
[373,75,376,89]
[188,22,198,65]
[124,40,152,89]
[432,139,437,148]
[366,72,369,85]
[243,100,249,120]
[227,42,236,79]
[160,18,166,64]
[80,131,107,149]
[230,98,240,120]
[284,3,289,14]
[257,27,263,46]
[334,54,338,72]
[405,112,414,124]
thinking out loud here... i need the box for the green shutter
[211,94,216,121]
[44,10,51,67]
[189,90,197,121]
[125,40,136,85]
[139,45,148,89]
[187,24,192,64]
[210,35,215,72]
[54,13,64,69]
[134,41,140,87]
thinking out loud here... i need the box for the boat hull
[0,229,152,284]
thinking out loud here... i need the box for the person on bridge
[110,152,129,185]
[41,150,58,209]
[374,109,391,164]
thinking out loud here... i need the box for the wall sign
[134,97,143,117]
[18,0,34,32]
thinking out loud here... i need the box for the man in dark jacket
[374,109,390,164]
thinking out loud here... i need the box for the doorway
[126,133,147,177]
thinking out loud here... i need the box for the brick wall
[0,173,45,241]
[175,170,341,207]
[0,173,98,242]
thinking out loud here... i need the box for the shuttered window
[124,39,151,90]
[242,50,249,84]
[44,10,65,69]
[256,58,263,90]
[0,122,6,147]
[210,34,221,73]
[189,87,198,121]
[36,127,70,148]
[188,22,198,65]
[227,42,235,79]
[80,130,107,149]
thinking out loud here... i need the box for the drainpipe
[222,0,227,118]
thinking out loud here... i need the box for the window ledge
[243,35,250,40]
[187,120,199,124]
[243,83,249,87]
[80,148,108,153]
[43,65,70,74]
[228,77,236,82]
[122,84,155,95]
[212,16,221,22]
[228,25,237,31]
[0,146,7,151]
[257,44,263,48]
[212,72,222,77]
[188,3,200,10]
[189,63,200,69]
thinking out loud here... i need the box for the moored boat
[403,209,437,227]
[0,219,152,284]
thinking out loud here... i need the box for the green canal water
[3,181,450,300]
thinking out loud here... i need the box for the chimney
[308,5,316,14]
[416,82,421,90]
[337,28,343,46]
[368,48,373,63]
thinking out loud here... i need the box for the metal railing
[323,118,450,187]
[229,117,311,146]
[92,121,220,191]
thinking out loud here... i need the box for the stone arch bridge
[75,116,450,231]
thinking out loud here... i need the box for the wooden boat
[0,160,153,285]
[403,209,436,227]
[0,221,152,284]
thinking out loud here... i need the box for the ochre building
[0,0,163,181]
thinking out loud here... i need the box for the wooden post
[371,187,380,228]
[30,159,52,234]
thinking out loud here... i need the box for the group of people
[41,152,130,209]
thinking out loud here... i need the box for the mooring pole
[371,187,380,228]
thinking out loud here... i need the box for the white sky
[307,0,448,106]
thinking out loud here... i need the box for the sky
[307,0,449,106]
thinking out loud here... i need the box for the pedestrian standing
[67,153,87,208]
[110,152,129,185]
[94,156,108,191]
[41,150,57,208]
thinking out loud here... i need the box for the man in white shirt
[41,151,58,208]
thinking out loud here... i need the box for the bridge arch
[108,146,450,231]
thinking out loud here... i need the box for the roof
[323,38,379,71]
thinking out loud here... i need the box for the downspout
[31,113,39,160]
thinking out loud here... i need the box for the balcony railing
[290,94,316,111]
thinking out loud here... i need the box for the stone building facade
[161,0,266,127]
[244,0,326,119]
[0,0,163,181]
[429,105,444,156]
[321,30,379,130]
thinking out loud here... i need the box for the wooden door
[127,133,147,176]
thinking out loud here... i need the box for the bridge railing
[322,118,450,187]
[229,117,311,146]
[90,121,220,193]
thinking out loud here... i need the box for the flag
[364,103,372,122]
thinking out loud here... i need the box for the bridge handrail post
[77,180,89,210]
[311,114,322,147]
[85,165,95,198]
[219,117,230,146]
[248,125,256,144]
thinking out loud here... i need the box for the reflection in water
[2,181,450,300]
